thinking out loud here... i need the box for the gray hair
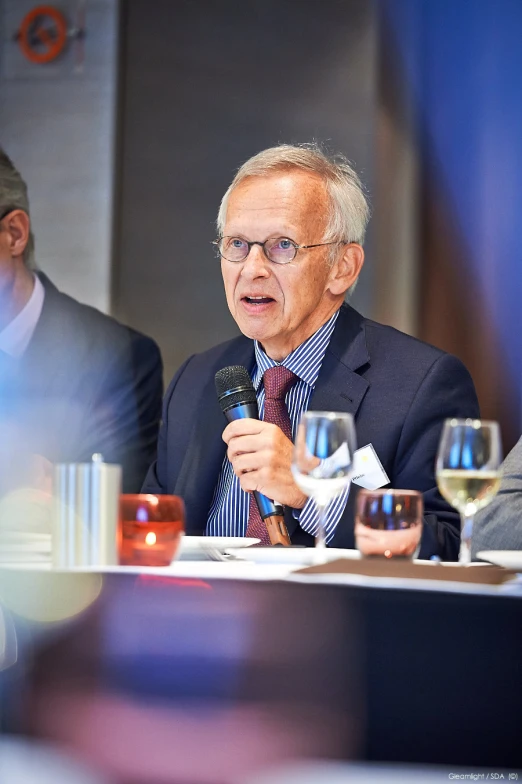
[0,147,35,267]
[217,142,370,248]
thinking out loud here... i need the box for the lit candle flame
[145,531,157,546]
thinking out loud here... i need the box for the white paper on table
[351,443,390,490]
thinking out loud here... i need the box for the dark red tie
[246,366,298,543]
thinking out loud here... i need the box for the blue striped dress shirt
[206,308,352,543]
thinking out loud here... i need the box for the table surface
[1,551,522,772]
[4,554,521,598]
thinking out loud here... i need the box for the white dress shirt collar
[253,307,341,390]
[0,274,45,357]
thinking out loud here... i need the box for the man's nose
[241,244,270,277]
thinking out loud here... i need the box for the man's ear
[2,210,30,259]
[328,243,364,296]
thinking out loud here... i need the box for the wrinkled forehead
[225,170,329,236]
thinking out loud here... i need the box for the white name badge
[351,444,390,490]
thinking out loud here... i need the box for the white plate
[0,542,51,553]
[0,532,51,542]
[0,549,51,558]
[227,546,362,566]
[0,562,52,570]
[178,536,260,559]
[0,554,52,563]
[476,550,522,570]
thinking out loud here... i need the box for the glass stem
[459,513,474,564]
[314,501,327,563]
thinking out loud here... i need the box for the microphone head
[215,365,256,413]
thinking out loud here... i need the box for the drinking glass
[119,494,185,567]
[292,411,357,557]
[355,489,423,559]
[436,419,502,563]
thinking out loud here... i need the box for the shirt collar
[253,308,340,390]
[0,274,45,357]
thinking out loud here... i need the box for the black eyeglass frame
[212,236,348,265]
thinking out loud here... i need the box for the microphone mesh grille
[215,365,257,411]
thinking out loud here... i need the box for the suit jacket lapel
[308,303,370,418]
[174,339,255,534]
[286,305,371,539]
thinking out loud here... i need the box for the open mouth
[242,296,275,305]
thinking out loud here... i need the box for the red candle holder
[119,494,185,567]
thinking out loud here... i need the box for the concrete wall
[0,0,118,313]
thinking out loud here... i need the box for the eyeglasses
[213,236,347,265]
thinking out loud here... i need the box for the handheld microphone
[215,365,291,546]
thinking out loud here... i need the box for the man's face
[221,170,341,360]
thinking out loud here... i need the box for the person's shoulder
[334,303,473,390]
[163,332,252,403]
[192,333,251,363]
[367,320,447,360]
[174,333,252,379]
[362,318,443,358]
[341,304,454,365]
[40,273,159,354]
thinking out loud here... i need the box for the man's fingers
[232,452,264,475]
[222,418,264,444]
[227,435,267,460]
[238,472,259,493]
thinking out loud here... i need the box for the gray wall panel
[0,0,119,313]
[115,0,377,382]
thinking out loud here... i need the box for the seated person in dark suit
[472,435,522,556]
[143,143,479,560]
[0,147,163,497]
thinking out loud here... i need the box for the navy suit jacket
[143,304,479,560]
[1,273,163,493]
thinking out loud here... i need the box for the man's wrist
[289,489,307,510]
[291,494,314,521]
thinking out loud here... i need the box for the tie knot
[263,366,298,400]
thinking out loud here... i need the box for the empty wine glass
[292,411,357,558]
[436,418,502,563]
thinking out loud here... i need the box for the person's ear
[1,210,30,259]
[327,243,364,296]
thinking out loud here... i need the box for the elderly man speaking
[143,143,479,560]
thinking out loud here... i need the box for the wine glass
[436,418,502,563]
[355,489,423,559]
[292,411,357,558]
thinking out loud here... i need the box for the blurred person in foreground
[472,435,522,556]
[0,147,163,504]
[143,143,479,560]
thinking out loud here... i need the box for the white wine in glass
[292,411,357,559]
[436,419,502,563]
